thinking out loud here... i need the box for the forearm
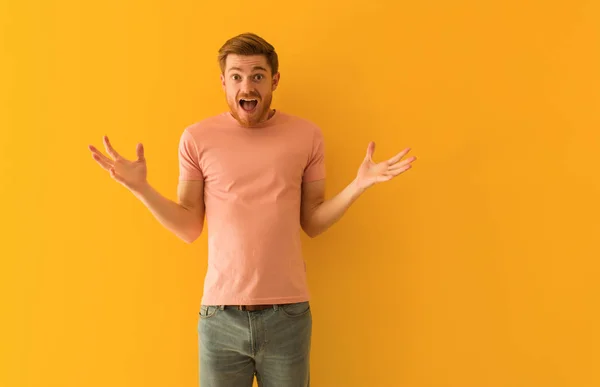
[303,179,365,237]
[132,183,203,243]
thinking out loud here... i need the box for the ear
[272,72,280,91]
[220,73,226,91]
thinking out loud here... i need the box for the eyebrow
[228,66,268,73]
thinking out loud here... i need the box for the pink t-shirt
[178,110,326,305]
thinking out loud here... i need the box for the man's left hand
[354,142,416,190]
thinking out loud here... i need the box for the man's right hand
[88,136,148,194]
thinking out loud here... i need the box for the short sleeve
[303,126,326,182]
[178,129,204,181]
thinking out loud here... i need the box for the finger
[365,141,375,161]
[91,152,114,171]
[103,136,123,160]
[388,164,412,175]
[89,145,114,163]
[387,148,411,165]
[376,174,393,183]
[109,168,125,184]
[389,156,417,170]
[136,143,145,162]
[89,147,115,169]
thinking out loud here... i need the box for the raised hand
[88,136,148,193]
[354,141,416,190]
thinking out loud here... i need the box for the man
[88,32,416,387]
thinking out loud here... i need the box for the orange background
[1,1,599,386]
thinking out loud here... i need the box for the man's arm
[300,179,363,238]
[134,180,205,244]
[300,142,416,238]
[89,136,205,244]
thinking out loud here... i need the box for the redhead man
[89,32,416,387]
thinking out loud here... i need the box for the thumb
[136,143,145,162]
[365,141,375,161]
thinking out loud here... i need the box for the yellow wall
[2,1,599,386]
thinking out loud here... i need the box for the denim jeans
[198,302,312,387]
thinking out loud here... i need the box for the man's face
[221,54,280,127]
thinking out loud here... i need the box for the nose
[240,78,254,95]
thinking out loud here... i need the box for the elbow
[306,228,319,238]
[182,235,197,244]
[308,229,325,238]
[301,202,325,238]
[301,222,321,238]
[182,233,200,244]
[306,231,319,238]
[181,225,203,244]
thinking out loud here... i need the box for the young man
[88,33,416,387]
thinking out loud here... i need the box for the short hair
[218,33,279,75]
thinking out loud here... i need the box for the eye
[231,74,241,81]
[254,74,264,81]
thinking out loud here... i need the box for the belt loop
[273,304,279,311]
[219,305,225,310]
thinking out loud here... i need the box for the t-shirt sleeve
[178,129,204,181]
[303,125,326,182]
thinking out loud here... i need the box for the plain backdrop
[1,0,599,386]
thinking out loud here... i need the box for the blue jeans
[198,302,312,387]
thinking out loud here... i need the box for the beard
[228,92,273,127]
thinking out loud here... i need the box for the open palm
[88,136,147,193]
[355,142,416,190]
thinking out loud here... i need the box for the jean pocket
[280,302,310,318]
[199,305,219,319]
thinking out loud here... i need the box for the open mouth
[239,98,259,112]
